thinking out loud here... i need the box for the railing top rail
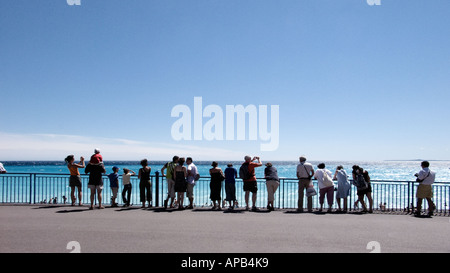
[1,172,450,184]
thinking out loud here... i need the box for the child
[122,168,135,207]
[90,148,103,164]
[108,166,120,207]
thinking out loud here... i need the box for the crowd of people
[61,149,437,217]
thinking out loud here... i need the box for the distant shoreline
[1,159,450,166]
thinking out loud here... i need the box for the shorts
[69,175,82,188]
[416,184,433,199]
[243,180,258,193]
[88,184,103,191]
[357,184,372,197]
[186,183,195,199]
[166,178,175,199]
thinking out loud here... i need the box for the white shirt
[0,163,5,172]
[297,162,314,179]
[187,163,198,185]
[314,169,334,189]
[418,168,435,185]
[122,173,132,185]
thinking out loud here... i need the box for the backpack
[239,163,252,180]
[354,173,368,190]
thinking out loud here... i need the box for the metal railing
[1,172,449,215]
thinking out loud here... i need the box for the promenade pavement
[1,204,449,253]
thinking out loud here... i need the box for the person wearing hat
[108,166,120,207]
[264,162,280,211]
[296,156,315,212]
[90,148,103,164]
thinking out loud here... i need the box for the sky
[0,0,449,161]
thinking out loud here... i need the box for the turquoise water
[2,160,450,182]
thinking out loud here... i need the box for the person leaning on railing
[264,162,280,211]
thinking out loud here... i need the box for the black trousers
[122,184,132,205]
[139,181,152,202]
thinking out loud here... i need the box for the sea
[2,160,450,182]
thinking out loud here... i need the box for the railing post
[407,181,411,213]
[155,171,159,207]
[33,174,36,204]
[29,174,32,204]
[410,181,415,214]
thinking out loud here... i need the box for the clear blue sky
[1,0,449,161]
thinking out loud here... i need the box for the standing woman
[173,157,187,210]
[209,161,225,210]
[333,165,351,212]
[314,163,335,213]
[65,155,85,206]
[138,159,152,208]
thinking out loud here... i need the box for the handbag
[306,184,317,197]
[322,170,334,188]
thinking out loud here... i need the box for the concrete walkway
[1,204,449,253]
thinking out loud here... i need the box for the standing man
[240,155,262,211]
[186,157,198,209]
[296,156,315,212]
[161,156,179,209]
[85,162,106,210]
[414,161,436,217]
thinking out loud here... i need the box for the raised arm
[72,157,85,168]
[253,156,263,167]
